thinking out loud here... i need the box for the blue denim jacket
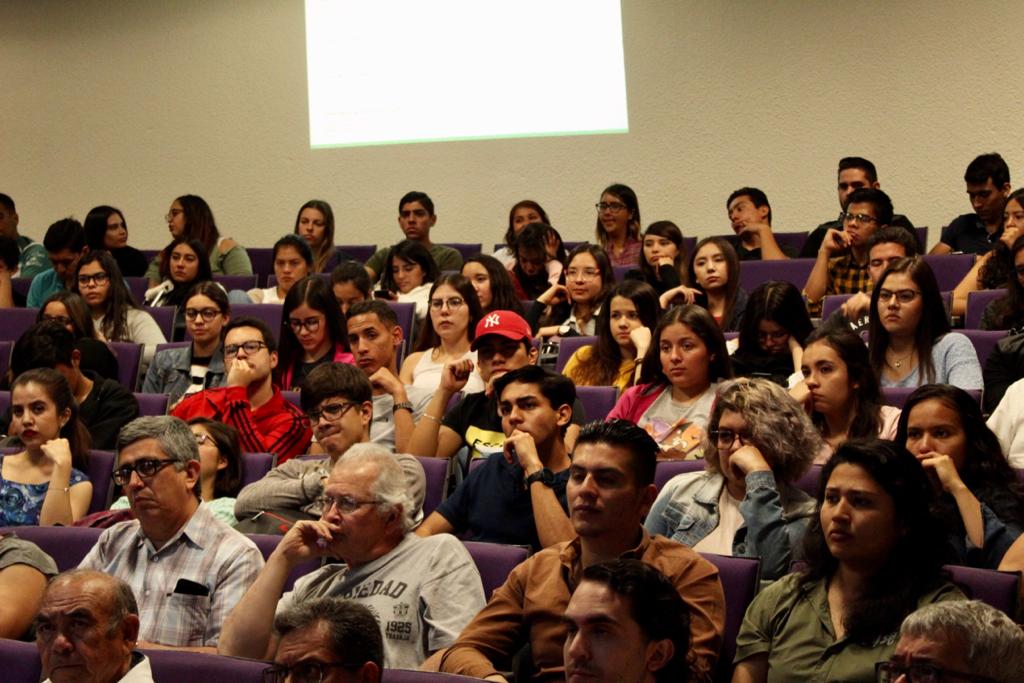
[140,345,226,408]
[644,469,815,579]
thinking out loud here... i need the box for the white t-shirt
[693,487,744,555]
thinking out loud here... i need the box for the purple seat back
[231,304,284,343]
[881,387,982,409]
[795,464,823,497]
[653,459,705,492]
[240,452,275,486]
[462,540,530,598]
[145,305,176,340]
[125,276,148,305]
[555,336,597,373]
[247,247,274,285]
[738,259,816,292]
[773,231,809,253]
[575,385,618,422]
[612,264,632,282]
[133,392,169,417]
[385,301,417,357]
[86,450,117,512]
[281,390,301,408]
[0,339,11,382]
[962,329,1004,367]
[0,307,40,341]
[338,244,377,263]
[0,389,8,416]
[698,552,760,683]
[821,293,854,320]
[382,670,487,682]
[944,565,1021,617]
[11,278,32,299]
[441,243,483,263]
[247,533,322,591]
[109,341,143,390]
[214,274,259,291]
[0,525,104,571]
[0,638,40,683]
[921,253,974,291]
[414,456,449,517]
[965,288,1007,329]
[144,648,267,681]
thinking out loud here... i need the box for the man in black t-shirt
[930,153,1011,256]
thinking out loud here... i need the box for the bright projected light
[305,0,628,148]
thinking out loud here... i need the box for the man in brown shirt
[434,420,725,683]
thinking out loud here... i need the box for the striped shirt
[79,503,264,647]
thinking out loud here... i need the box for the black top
[111,247,150,278]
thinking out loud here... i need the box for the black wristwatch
[392,401,414,413]
[526,467,555,488]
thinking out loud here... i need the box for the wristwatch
[392,401,414,413]
[526,467,555,488]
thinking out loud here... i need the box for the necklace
[886,348,914,369]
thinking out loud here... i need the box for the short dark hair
[0,235,19,270]
[838,157,878,183]
[222,315,278,353]
[331,261,371,297]
[965,153,1010,187]
[492,365,575,431]
[399,191,434,216]
[845,187,894,227]
[273,597,383,672]
[866,225,920,257]
[727,187,772,225]
[0,193,14,213]
[273,234,314,267]
[299,362,373,413]
[346,299,398,328]
[574,420,659,487]
[11,321,75,376]
[43,218,86,253]
[579,560,691,683]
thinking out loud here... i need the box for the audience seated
[564,560,693,683]
[461,253,526,316]
[950,188,1023,318]
[730,281,812,386]
[563,280,659,391]
[36,570,153,683]
[733,438,966,682]
[220,444,484,668]
[608,305,733,459]
[83,205,149,278]
[726,187,792,260]
[0,192,50,279]
[145,194,253,286]
[79,416,264,651]
[37,291,119,381]
[5,322,138,450]
[400,273,485,393]
[171,316,312,463]
[330,260,371,316]
[595,183,642,267]
[530,243,614,339]
[664,236,745,331]
[880,600,1024,683]
[629,220,690,296]
[434,421,724,682]
[345,300,431,452]
[0,533,56,638]
[931,152,1011,256]
[492,199,555,269]
[868,257,983,389]
[247,234,312,304]
[896,384,1024,568]
[646,379,821,580]
[978,214,1024,330]
[141,281,229,409]
[234,362,425,529]
[801,157,916,258]
[376,239,440,325]
[275,276,354,391]
[294,199,352,274]
[793,326,900,463]
[416,365,575,550]
[507,222,565,301]
[27,217,90,308]
[363,191,462,281]
[266,597,383,683]
[142,237,212,339]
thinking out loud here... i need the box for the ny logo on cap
[484,313,501,328]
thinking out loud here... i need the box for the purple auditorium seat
[0,638,40,683]
[247,247,274,285]
[699,553,761,683]
[612,264,631,282]
[575,385,618,422]
[144,648,267,682]
[915,226,928,250]
[738,258,816,292]
[109,341,143,390]
[0,525,104,571]
[0,307,40,341]
[414,456,450,517]
[962,329,1004,367]
[773,231,809,254]
[86,450,117,512]
[247,534,322,590]
[386,301,417,355]
[214,274,259,291]
[653,459,705,492]
[442,243,483,263]
[965,288,1007,329]
[281,390,301,409]
[11,277,32,300]
[462,540,530,598]
[125,276,148,304]
[145,305,176,340]
[240,452,275,486]
[555,335,597,373]
[139,248,160,262]
[795,464,824,497]
[881,387,982,409]
[382,670,486,683]
[231,304,284,342]
[338,244,377,264]
[0,389,9,416]
[922,253,975,291]
[944,565,1021,618]
[0,339,11,381]
[821,293,854,320]
[683,236,698,258]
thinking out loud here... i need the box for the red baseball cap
[471,310,533,349]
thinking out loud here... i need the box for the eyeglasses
[289,316,323,333]
[305,401,357,423]
[262,661,364,683]
[877,288,920,304]
[194,432,213,446]
[595,201,627,213]
[224,340,268,358]
[111,458,177,486]
[77,272,110,287]
[184,307,222,322]
[842,211,879,225]
[429,296,465,310]
[875,661,997,682]
[709,429,752,451]
[42,314,73,327]
[317,493,381,515]
[566,268,600,280]
[165,209,184,222]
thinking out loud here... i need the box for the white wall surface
[3,0,1023,251]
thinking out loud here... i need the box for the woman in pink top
[594,183,642,268]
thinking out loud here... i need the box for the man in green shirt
[364,191,462,281]
[0,192,51,278]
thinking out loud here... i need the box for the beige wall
[4,0,1022,251]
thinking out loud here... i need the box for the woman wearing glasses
[530,244,614,339]
[0,368,92,526]
[73,250,167,367]
[144,238,214,340]
[37,291,119,381]
[733,439,964,683]
[142,281,230,409]
[868,257,982,389]
[644,379,821,580]
[731,281,813,386]
[276,276,354,391]
[594,183,642,268]
[400,274,485,393]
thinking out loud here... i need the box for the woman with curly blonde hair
[644,378,822,579]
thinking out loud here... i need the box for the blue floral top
[0,456,89,526]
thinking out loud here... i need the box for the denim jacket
[644,469,815,580]
[140,345,226,409]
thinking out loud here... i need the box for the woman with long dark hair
[377,239,441,326]
[731,281,813,385]
[83,205,148,277]
[461,254,525,316]
[144,237,214,340]
[981,232,1024,330]
[632,220,691,295]
[530,243,615,338]
[293,199,350,273]
[507,222,566,301]
[664,237,747,330]
[951,187,1024,318]
[594,183,642,267]
[275,276,354,391]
